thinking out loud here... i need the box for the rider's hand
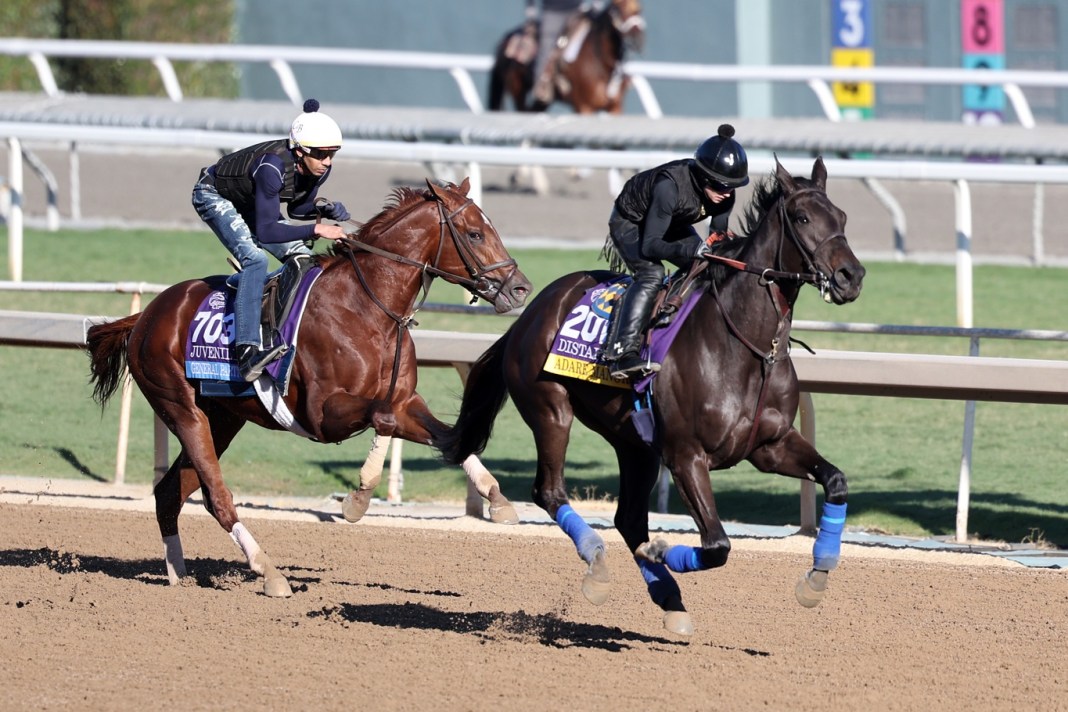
[320,201,350,223]
[314,224,346,241]
[694,241,713,260]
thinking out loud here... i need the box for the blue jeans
[192,182,311,348]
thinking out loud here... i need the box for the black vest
[210,139,312,219]
[614,159,732,229]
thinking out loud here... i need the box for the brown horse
[488,0,645,114]
[86,178,531,597]
[440,159,866,635]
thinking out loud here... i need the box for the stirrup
[238,343,287,383]
[609,353,660,380]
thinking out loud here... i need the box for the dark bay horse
[440,159,865,635]
[488,0,645,114]
[87,178,531,597]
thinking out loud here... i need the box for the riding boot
[606,281,661,380]
[236,342,286,383]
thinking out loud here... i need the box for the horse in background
[488,0,645,114]
[440,159,866,635]
[87,178,531,598]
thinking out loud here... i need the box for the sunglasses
[302,147,339,161]
[704,178,734,194]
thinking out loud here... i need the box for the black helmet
[693,124,749,190]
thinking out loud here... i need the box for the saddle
[226,254,318,348]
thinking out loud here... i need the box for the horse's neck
[329,219,437,321]
[716,211,801,326]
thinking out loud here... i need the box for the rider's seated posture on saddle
[604,123,750,380]
[191,99,350,382]
[526,0,587,107]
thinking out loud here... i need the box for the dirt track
[2,495,1066,712]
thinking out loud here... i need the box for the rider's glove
[320,201,350,223]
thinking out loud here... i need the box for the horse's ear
[458,176,471,196]
[774,155,797,195]
[425,178,445,202]
[811,156,828,191]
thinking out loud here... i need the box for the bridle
[702,184,847,456]
[334,185,519,402]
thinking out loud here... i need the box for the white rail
[4,38,1068,122]
[2,303,1066,541]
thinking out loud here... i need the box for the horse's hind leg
[162,404,292,597]
[154,405,247,586]
[516,388,610,605]
[749,429,849,608]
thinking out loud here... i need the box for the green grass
[2,227,1066,546]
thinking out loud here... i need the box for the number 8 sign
[961,0,1004,54]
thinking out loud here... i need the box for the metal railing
[3,37,1068,123]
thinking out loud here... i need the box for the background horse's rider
[604,123,750,379]
[526,0,586,107]
[192,99,350,382]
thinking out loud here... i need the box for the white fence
[5,37,1068,123]
[6,121,1068,321]
[2,299,1067,542]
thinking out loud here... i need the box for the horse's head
[424,177,532,313]
[773,157,865,305]
[609,0,645,53]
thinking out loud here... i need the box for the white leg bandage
[163,534,186,585]
[463,455,499,498]
[359,435,391,491]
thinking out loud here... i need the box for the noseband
[777,188,847,301]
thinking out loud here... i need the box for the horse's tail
[438,328,514,465]
[487,51,506,112]
[85,314,139,408]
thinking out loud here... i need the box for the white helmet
[288,99,342,150]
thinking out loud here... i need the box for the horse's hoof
[263,575,293,598]
[486,486,519,524]
[795,569,829,608]
[488,502,519,525]
[342,489,374,523]
[663,611,694,637]
[581,549,611,606]
[635,537,669,563]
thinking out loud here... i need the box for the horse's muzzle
[486,268,533,314]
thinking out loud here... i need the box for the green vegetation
[0,0,237,97]
[1,227,1066,546]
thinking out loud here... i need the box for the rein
[336,190,518,404]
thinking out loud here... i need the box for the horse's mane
[327,186,432,257]
[698,171,784,286]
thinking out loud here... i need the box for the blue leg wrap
[664,545,705,573]
[636,558,681,607]
[556,504,604,564]
[813,502,847,571]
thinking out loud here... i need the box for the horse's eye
[468,230,483,242]
[795,213,809,225]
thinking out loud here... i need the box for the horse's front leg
[391,394,518,524]
[748,428,849,608]
[644,448,733,573]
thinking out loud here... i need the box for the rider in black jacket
[604,123,750,380]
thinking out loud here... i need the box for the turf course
[1,227,1066,546]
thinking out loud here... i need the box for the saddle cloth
[184,265,323,395]
[542,275,702,393]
